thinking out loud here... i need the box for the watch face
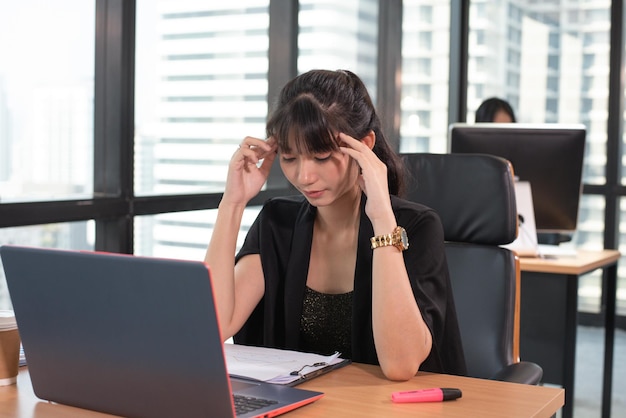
[400,228,409,249]
[393,226,409,251]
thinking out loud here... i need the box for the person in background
[204,69,466,381]
[475,97,517,123]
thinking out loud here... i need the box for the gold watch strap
[370,226,409,251]
[370,233,393,249]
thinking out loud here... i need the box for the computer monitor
[449,123,586,245]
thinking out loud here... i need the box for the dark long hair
[475,97,517,123]
[266,69,406,196]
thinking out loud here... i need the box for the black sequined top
[299,286,353,359]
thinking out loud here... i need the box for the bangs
[268,94,340,155]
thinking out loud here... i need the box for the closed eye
[314,153,332,162]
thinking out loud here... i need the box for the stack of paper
[224,343,349,386]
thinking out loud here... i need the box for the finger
[237,146,262,160]
[240,136,273,152]
[258,148,277,177]
[266,136,278,150]
[338,132,366,149]
[237,149,261,167]
[259,137,278,159]
[339,144,369,167]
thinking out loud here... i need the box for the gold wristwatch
[370,226,409,252]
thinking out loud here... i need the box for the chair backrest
[402,152,520,380]
[403,152,517,244]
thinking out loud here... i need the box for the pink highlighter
[391,387,462,403]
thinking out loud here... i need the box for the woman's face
[493,109,513,123]
[279,145,360,207]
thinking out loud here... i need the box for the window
[547,54,559,71]
[469,1,608,179]
[416,84,432,102]
[0,0,95,309]
[419,4,433,22]
[468,0,614,315]
[545,98,558,115]
[400,0,451,154]
[133,1,270,257]
[134,207,261,258]
[0,1,95,203]
[578,195,606,312]
[584,8,609,23]
[298,0,379,95]
[549,32,560,49]
[135,1,270,197]
[547,75,559,91]
[419,31,433,50]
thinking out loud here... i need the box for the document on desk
[224,343,350,386]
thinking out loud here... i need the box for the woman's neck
[315,185,362,232]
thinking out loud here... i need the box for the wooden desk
[0,365,563,418]
[519,249,620,418]
[296,364,563,417]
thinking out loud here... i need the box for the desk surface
[519,249,620,275]
[1,365,564,418]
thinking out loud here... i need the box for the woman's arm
[204,137,276,339]
[369,216,433,381]
[339,133,432,380]
[205,203,266,340]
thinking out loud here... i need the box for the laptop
[0,245,323,418]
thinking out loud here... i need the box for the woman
[475,97,517,123]
[205,69,466,381]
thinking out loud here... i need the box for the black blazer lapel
[283,202,316,349]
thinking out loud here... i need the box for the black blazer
[234,193,467,376]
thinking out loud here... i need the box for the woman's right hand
[221,136,278,206]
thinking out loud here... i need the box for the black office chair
[402,152,543,385]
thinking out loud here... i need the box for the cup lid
[0,310,17,331]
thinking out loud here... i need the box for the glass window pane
[466,1,609,187]
[576,195,607,314]
[617,198,626,316]
[298,0,379,98]
[467,1,612,319]
[134,1,270,196]
[0,1,95,202]
[400,1,451,153]
[0,222,95,310]
[134,207,261,259]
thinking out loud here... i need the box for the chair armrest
[490,361,543,385]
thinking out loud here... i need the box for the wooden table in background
[519,249,620,418]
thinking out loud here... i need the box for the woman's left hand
[339,133,393,222]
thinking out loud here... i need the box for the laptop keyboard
[234,394,278,416]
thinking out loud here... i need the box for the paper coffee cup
[0,310,20,386]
